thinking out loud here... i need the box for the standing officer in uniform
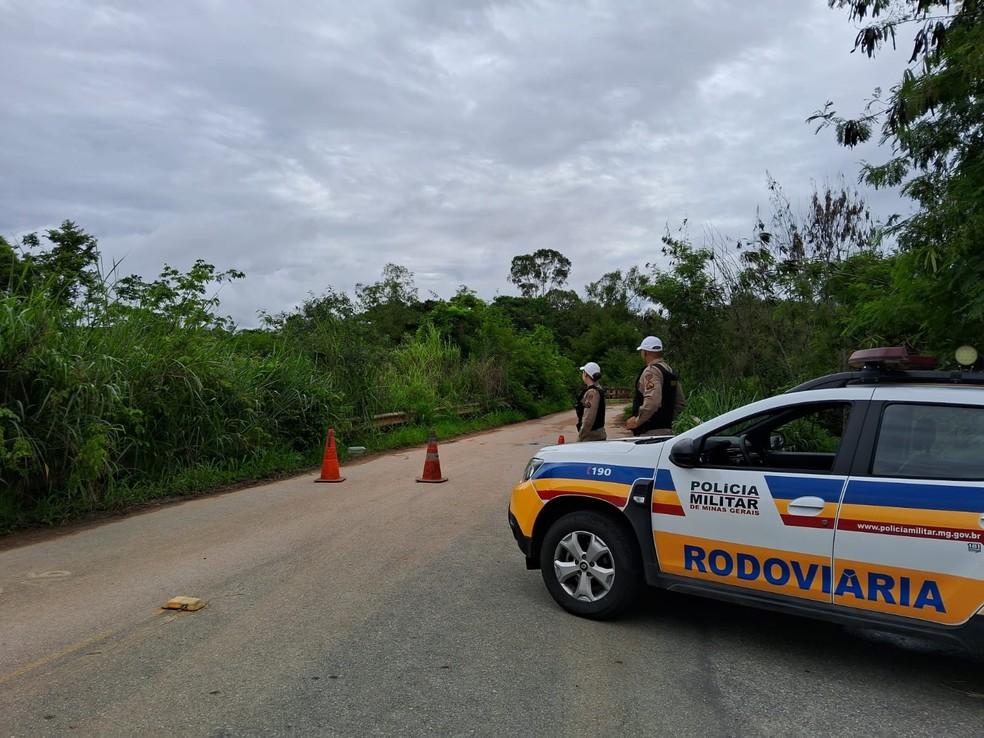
[625,336,685,436]
[575,361,607,442]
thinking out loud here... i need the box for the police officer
[575,361,607,442]
[625,336,685,436]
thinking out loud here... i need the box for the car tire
[539,510,642,620]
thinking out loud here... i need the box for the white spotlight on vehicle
[955,345,978,368]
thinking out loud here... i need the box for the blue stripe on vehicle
[654,468,675,491]
[534,462,654,486]
[765,475,846,503]
[845,479,984,514]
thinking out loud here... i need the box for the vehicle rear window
[872,403,984,480]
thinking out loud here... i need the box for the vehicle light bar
[847,346,938,370]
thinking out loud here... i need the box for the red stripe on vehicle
[780,514,831,529]
[651,502,686,516]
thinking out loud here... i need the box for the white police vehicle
[508,347,984,649]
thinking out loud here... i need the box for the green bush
[672,382,764,434]
[0,284,344,526]
[0,244,582,530]
[378,325,466,423]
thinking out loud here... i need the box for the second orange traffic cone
[416,431,448,483]
[315,428,345,483]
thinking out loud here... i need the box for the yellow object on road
[162,596,206,612]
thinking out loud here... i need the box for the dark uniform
[576,383,607,442]
[630,361,685,436]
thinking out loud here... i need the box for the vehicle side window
[871,403,984,480]
[703,402,850,473]
[778,405,848,454]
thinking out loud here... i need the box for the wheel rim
[553,530,615,602]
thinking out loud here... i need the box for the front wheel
[539,510,642,619]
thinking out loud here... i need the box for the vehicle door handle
[788,496,826,517]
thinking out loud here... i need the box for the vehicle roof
[870,385,984,404]
[788,369,984,393]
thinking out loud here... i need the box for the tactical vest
[575,384,606,432]
[631,363,678,435]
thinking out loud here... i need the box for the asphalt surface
[1,407,982,737]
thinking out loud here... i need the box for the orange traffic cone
[558,434,565,444]
[315,428,345,483]
[416,431,448,483]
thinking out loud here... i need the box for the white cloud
[0,0,912,325]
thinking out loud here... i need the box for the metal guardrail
[361,403,485,430]
[361,393,627,431]
[370,411,408,428]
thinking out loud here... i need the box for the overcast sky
[1,0,911,325]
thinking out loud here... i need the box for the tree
[739,176,877,302]
[16,221,101,306]
[355,263,418,312]
[0,236,28,294]
[636,234,727,383]
[810,1,984,349]
[731,179,880,383]
[585,267,644,310]
[354,263,422,344]
[114,259,245,330]
[426,286,487,353]
[292,288,355,324]
[508,249,572,298]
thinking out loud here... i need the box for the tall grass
[0,281,572,531]
[671,383,764,434]
[0,286,344,527]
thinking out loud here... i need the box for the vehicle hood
[534,436,670,464]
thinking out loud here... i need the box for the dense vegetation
[1,0,980,530]
[812,0,984,346]
[0,230,581,529]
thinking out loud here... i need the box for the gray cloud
[1,0,912,324]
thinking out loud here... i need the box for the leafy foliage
[3,147,976,529]
[114,260,245,330]
[585,268,645,311]
[810,0,984,350]
[508,249,572,298]
[0,231,575,529]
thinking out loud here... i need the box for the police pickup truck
[508,347,984,650]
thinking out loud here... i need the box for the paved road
[1,408,982,737]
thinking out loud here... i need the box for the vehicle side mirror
[769,432,785,451]
[669,438,699,468]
